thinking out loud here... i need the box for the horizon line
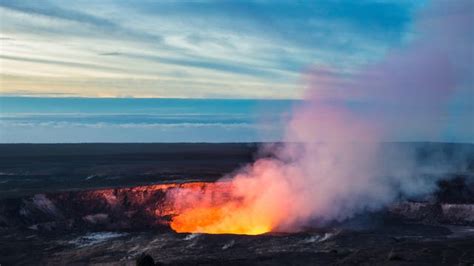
[0,95,301,101]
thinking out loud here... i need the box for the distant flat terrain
[1,142,473,199]
[0,143,259,198]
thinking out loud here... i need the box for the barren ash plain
[1,143,473,265]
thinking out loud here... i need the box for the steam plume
[168,0,473,234]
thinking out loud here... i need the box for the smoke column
[168,0,473,234]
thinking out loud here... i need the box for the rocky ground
[0,178,473,265]
[1,219,474,265]
[0,143,473,265]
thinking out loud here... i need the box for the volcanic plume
[166,0,473,235]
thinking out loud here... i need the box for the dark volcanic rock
[136,253,155,266]
[390,202,474,226]
[0,143,259,199]
[436,177,474,204]
[0,143,473,265]
[387,249,404,261]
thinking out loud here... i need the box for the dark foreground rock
[136,253,156,266]
[0,177,472,265]
[0,225,473,265]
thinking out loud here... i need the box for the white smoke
[264,0,474,230]
[167,0,473,234]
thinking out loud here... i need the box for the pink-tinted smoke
[167,0,473,234]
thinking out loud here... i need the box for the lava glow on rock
[78,181,275,235]
[163,159,297,235]
[165,181,273,235]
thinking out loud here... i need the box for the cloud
[0,55,124,73]
[0,0,419,98]
[0,0,116,28]
[98,52,122,56]
[131,1,416,46]
[124,53,288,79]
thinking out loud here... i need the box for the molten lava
[165,159,294,235]
[165,181,272,235]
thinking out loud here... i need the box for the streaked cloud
[0,0,421,98]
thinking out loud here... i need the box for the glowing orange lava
[161,159,298,235]
[165,181,276,235]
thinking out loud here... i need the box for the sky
[0,0,472,143]
[0,0,423,98]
